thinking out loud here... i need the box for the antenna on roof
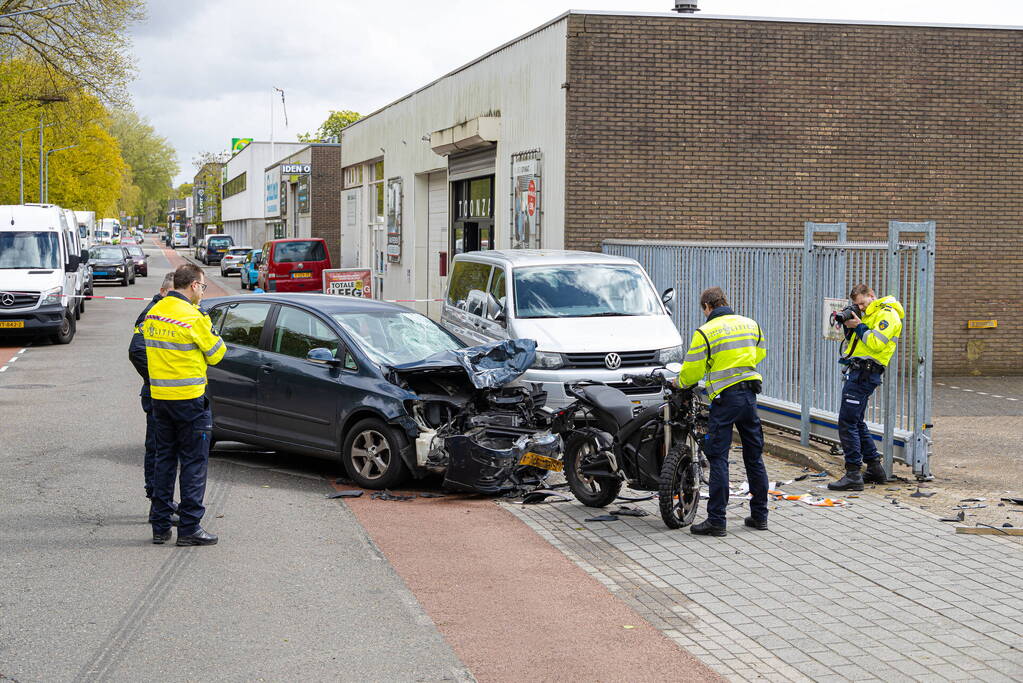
[673,1,699,13]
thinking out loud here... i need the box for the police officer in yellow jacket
[829,284,904,491]
[143,264,226,546]
[677,287,769,536]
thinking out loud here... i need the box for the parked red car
[257,238,332,293]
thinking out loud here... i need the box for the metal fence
[604,221,935,479]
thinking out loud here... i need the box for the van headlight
[657,345,685,364]
[531,351,565,370]
[42,286,62,306]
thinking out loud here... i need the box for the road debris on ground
[326,490,364,499]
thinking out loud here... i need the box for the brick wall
[564,14,1022,376]
[310,145,343,267]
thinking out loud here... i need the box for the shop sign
[386,177,403,262]
[264,167,280,217]
[297,174,310,214]
[512,156,541,249]
[323,268,372,298]
[282,163,311,175]
[456,197,492,220]
[231,137,252,154]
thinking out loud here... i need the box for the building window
[222,172,247,199]
[451,175,494,255]
[343,165,363,189]
[370,161,384,222]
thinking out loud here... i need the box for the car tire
[240,277,247,290]
[121,272,129,286]
[342,418,408,489]
[130,271,136,285]
[563,432,622,508]
[50,310,76,345]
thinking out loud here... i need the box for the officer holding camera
[828,284,905,491]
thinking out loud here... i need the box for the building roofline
[343,9,1021,136]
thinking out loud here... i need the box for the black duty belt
[848,358,885,375]
[720,380,762,395]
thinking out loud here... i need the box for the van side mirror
[66,254,81,272]
[307,347,341,366]
[80,249,90,263]
[661,288,675,305]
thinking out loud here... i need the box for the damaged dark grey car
[204,294,562,493]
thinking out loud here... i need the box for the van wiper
[581,312,639,317]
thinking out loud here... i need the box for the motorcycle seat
[576,384,635,430]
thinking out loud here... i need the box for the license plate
[94,272,108,276]
[519,451,563,472]
[291,272,312,279]
[216,249,226,253]
[0,321,25,328]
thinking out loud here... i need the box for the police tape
[1,290,445,304]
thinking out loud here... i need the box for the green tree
[175,182,193,198]
[108,109,178,225]
[0,0,146,105]
[298,109,362,142]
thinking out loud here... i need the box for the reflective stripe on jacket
[142,291,225,400]
[678,310,766,400]
[842,296,904,367]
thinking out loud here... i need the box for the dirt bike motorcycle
[552,365,709,529]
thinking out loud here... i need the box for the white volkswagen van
[441,250,684,409]
[0,205,82,343]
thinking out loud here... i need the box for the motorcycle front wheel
[564,433,622,508]
[659,443,700,529]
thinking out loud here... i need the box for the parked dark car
[203,294,560,492]
[125,244,148,277]
[88,245,135,286]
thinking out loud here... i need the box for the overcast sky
[129,0,1022,185]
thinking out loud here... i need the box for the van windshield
[275,240,326,263]
[0,231,61,269]
[513,264,663,319]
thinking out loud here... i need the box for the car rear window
[228,248,251,255]
[209,237,233,248]
[273,240,326,263]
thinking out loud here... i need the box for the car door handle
[260,364,275,374]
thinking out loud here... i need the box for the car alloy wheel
[343,418,407,489]
[351,429,391,481]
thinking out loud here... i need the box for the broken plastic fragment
[326,490,364,499]
[611,506,650,518]
[370,490,416,501]
[910,488,936,498]
[521,490,572,505]
[940,510,966,522]
[585,514,620,522]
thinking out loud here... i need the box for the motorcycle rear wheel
[659,444,700,529]
[564,433,622,508]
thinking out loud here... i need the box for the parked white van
[441,250,684,408]
[0,205,84,344]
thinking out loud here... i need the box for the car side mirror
[66,254,81,272]
[307,347,341,366]
[80,249,90,263]
[661,288,675,305]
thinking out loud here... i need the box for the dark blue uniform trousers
[140,393,157,499]
[704,387,769,527]
[151,396,212,536]
[838,369,882,468]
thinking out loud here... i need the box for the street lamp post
[44,144,77,203]
[15,122,54,204]
[0,2,78,21]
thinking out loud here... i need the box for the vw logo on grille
[0,293,15,307]
[604,352,622,370]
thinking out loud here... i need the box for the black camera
[830,304,859,329]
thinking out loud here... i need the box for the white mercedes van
[440,250,684,409]
[0,205,82,344]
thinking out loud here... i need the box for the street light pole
[0,1,78,20]
[44,144,77,203]
[38,112,44,202]
[16,122,54,204]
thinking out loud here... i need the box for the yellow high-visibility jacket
[842,296,904,367]
[142,291,226,400]
[678,310,766,400]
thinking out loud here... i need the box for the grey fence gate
[603,221,935,480]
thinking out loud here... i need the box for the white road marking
[949,386,959,389]
[939,382,1021,404]
[977,391,988,395]
[962,389,974,392]
[0,366,6,373]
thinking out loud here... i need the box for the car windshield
[332,311,462,366]
[0,231,61,269]
[275,240,326,263]
[513,264,663,319]
[92,246,123,259]
[126,246,144,257]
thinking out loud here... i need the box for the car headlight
[42,286,62,306]
[116,265,125,271]
[657,345,685,364]
[531,351,565,370]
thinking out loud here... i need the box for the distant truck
[96,218,122,245]
[73,210,95,243]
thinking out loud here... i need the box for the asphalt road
[0,243,470,682]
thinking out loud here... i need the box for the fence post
[889,221,936,479]
[801,223,848,446]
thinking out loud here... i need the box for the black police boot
[176,527,218,546]
[152,529,172,544]
[863,459,887,484]
[828,466,864,491]
[744,516,768,531]
[690,519,727,537]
